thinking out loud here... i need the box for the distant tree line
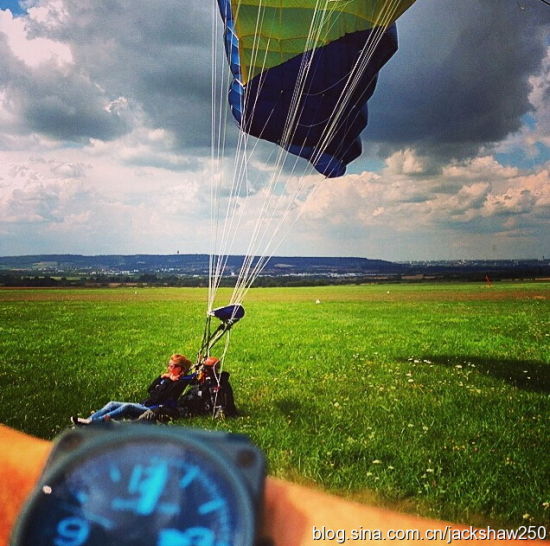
[0,266,548,288]
[0,272,356,287]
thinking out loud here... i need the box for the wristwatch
[10,423,266,545]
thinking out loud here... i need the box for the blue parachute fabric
[210,304,245,324]
[217,0,244,125]
[242,26,398,178]
[216,0,398,178]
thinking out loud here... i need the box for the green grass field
[0,282,548,528]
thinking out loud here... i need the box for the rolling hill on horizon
[0,253,404,276]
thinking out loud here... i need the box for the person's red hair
[170,354,192,372]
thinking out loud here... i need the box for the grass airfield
[0,282,548,528]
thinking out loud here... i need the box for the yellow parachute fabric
[231,0,416,83]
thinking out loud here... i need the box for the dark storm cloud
[4,0,548,167]
[30,0,214,150]
[21,69,132,141]
[366,0,549,162]
[0,13,138,143]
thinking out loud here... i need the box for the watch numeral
[198,498,226,515]
[54,517,90,546]
[157,527,215,546]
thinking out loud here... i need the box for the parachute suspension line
[309,0,401,172]
[222,0,286,303]
[207,1,302,351]
[196,309,237,363]
[229,0,338,305]
[210,47,258,311]
[317,19,400,170]
[210,1,406,309]
[210,0,223,311]
[224,11,315,305]
[307,0,401,177]
[209,0,217,309]
[210,0,236,312]
[210,0,276,311]
[210,1,274,309]
[228,0,394,305]
[214,2,270,306]
[206,2,279,359]
[197,313,212,363]
[210,329,232,418]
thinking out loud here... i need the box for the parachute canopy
[217,0,416,177]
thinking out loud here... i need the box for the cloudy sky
[0,0,548,261]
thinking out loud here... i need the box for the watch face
[14,438,254,546]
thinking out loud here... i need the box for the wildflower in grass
[372,459,382,464]
[426,468,434,473]
[388,465,395,470]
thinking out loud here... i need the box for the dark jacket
[142,374,195,407]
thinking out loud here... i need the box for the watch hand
[112,460,169,516]
[179,466,199,488]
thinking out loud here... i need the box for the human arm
[146,375,163,393]
[0,425,51,545]
[0,425,546,546]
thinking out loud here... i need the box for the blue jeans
[89,401,150,422]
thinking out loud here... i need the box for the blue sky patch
[496,142,550,170]
[0,1,26,16]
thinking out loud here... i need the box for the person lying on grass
[71,354,195,425]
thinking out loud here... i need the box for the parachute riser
[196,321,232,361]
[194,304,245,368]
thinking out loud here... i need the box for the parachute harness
[194,305,244,417]
[197,305,245,360]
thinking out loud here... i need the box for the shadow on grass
[275,398,303,419]
[408,355,550,394]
